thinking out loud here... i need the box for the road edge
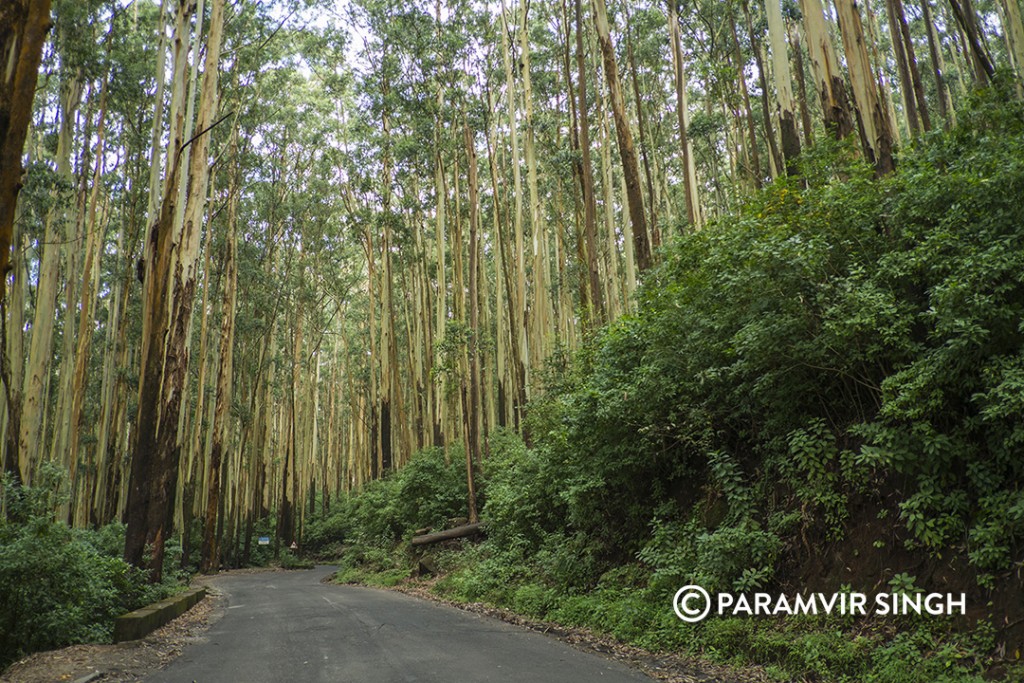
[327,571,770,683]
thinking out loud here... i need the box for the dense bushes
[0,469,178,669]
[515,92,1024,588]
[305,446,469,557]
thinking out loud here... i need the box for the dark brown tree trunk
[728,8,763,187]
[789,23,816,146]
[893,0,932,131]
[2,363,21,485]
[200,443,225,572]
[278,439,294,549]
[625,8,659,249]
[411,522,485,546]
[920,0,953,124]
[0,1,50,483]
[743,0,784,178]
[592,0,651,271]
[566,0,604,325]
[124,144,188,579]
[947,0,995,84]
[0,0,51,306]
[125,0,223,582]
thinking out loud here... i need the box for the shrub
[0,515,166,668]
[0,474,179,669]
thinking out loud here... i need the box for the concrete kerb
[113,586,207,643]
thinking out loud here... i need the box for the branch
[177,110,234,159]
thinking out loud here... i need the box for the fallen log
[410,522,485,546]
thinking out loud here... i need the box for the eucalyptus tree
[800,0,856,139]
[77,2,172,528]
[765,0,802,171]
[592,0,651,271]
[667,0,703,226]
[125,0,227,580]
[834,0,896,174]
[1,0,53,482]
[15,0,101,488]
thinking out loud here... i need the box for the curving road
[146,567,651,682]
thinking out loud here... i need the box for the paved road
[147,567,651,683]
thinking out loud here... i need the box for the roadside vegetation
[0,464,320,671]
[305,93,1024,683]
[0,467,184,669]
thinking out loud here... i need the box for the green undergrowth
[278,552,316,570]
[310,92,1024,682]
[0,466,186,670]
[426,547,1019,683]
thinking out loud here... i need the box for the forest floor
[0,569,285,683]
[364,576,773,683]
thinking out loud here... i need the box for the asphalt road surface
[147,567,652,682]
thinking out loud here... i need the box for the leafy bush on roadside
[0,474,176,669]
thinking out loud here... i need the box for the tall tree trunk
[485,84,519,429]
[921,0,954,125]
[19,76,79,486]
[947,0,995,85]
[93,216,130,526]
[668,1,702,227]
[861,0,903,147]
[788,21,816,146]
[999,0,1024,83]
[892,0,932,131]
[279,308,302,548]
[728,8,764,187]
[0,0,52,480]
[432,143,446,446]
[765,0,802,172]
[834,0,897,174]
[885,0,922,135]
[519,0,552,373]
[800,0,857,139]
[379,68,400,475]
[125,0,193,574]
[742,0,783,180]
[624,8,659,249]
[499,0,530,411]
[201,129,238,574]
[0,0,52,306]
[462,122,480,524]
[592,0,651,271]
[125,0,224,581]
[572,0,604,325]
[68,79,110,526]
[180,177,218,567]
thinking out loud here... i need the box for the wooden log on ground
[410,522,485,546]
